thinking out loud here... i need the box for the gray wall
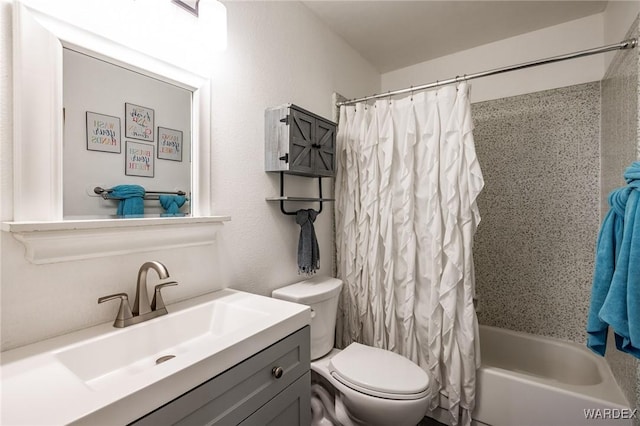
[600,15,640,414]
[472,82,601,344]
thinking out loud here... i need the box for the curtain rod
[336,38,638,107]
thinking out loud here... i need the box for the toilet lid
[328,343,429,400]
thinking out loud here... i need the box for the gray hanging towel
[296,209,320,275]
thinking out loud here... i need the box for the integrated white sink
[55,298,269,391]
[1,289,310,425]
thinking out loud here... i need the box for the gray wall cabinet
[131,327,311,426]
[265,104,336,177]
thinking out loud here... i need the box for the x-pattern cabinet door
[289,109,315,176]
[313,119,335,176]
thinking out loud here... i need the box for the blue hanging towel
[586,187,628,354]
[110,185,145,216]
[159,195,186,215]
[587,162,640,359]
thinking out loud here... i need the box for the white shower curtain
[335,82,484,426]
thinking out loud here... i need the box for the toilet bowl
[272,276,430,426]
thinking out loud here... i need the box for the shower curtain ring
[387,91,392,105]
[410,85,414,101]
[460,74,468,91]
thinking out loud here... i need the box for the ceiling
[302,1,608,73]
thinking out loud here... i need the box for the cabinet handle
[272,366,284,379]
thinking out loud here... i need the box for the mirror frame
[12,2,212,222]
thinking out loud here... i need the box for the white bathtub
[470,325,634,426]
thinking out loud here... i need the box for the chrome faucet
[98,261,178,328]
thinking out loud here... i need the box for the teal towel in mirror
[159,195,186,215]
[587,162,640,359]
[111,185,145,216]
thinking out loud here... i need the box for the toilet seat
[328,343,430,400]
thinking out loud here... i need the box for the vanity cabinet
[131,326,311,426]
[265,104,336,177]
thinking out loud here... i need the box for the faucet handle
[151,281,178,313]
[98,293,134,328]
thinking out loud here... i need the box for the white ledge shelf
[2,216,231,264]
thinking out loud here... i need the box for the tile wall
[600,15,640,416]
[472,82,601,344]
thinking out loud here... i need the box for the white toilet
[272,276,430,426]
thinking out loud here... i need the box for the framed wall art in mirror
[125,141,155,178]
[125,103,155,143]
[85,112,121,154]
[158,127,184,162]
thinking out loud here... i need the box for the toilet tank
[272,276,342,360]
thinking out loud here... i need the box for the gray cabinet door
[239,372,311,426]
[313,118,335,176]
[289,109,315,175]
[130,327,310,426]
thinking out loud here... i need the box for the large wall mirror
[12,2,212,223]
[63,48,192,218]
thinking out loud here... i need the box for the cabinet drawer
[131,326,310,426]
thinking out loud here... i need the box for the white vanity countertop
[0,289,310,425]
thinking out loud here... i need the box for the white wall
[382,14,605,103]
[208,0,379,294]
[0,0,379,351]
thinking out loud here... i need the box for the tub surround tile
[637,366,640,412]
[602,19,639,217]
[471,81,601,345]
[601,14,640,416]
[471,76,640,413]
